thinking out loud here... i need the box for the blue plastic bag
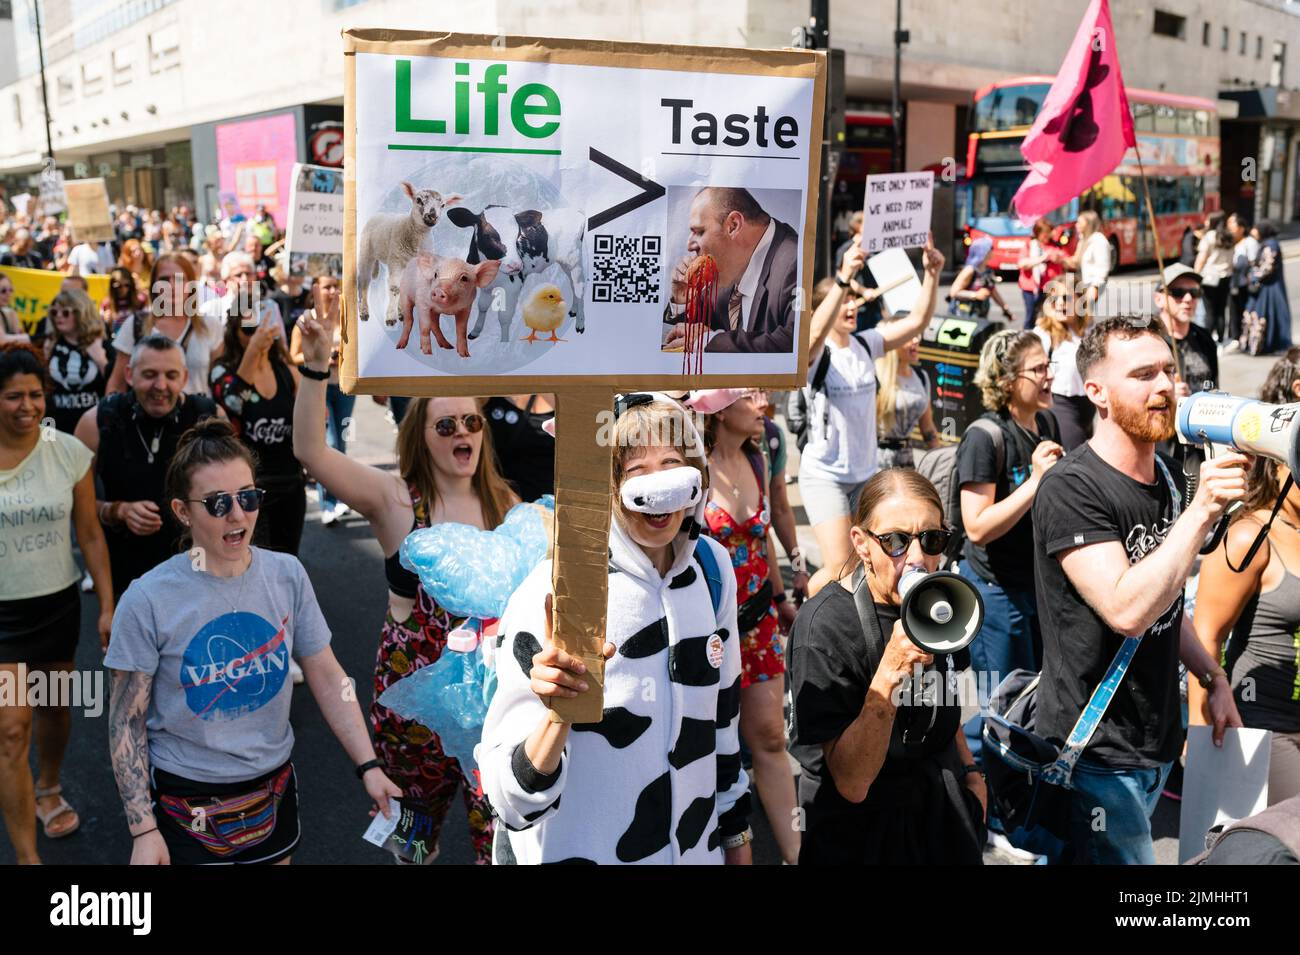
[400,497,554,619]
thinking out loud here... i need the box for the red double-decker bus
[960,76,1221,273]
[832,110,894,243]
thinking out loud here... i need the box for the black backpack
[918,410,1059,566]
[786,332,872,452]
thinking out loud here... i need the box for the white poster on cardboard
[350,48,817,381]
[285,163,345,278]
[860,171,932,255]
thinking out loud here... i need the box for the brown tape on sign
[547,387,615,724]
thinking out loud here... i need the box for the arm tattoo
[109,669,155,831]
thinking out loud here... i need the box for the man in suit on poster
[663,187,799,354]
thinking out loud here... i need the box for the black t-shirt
[956,410,1057,591]
[97,392,219,597]
[271,288,312,326]
[47,338,106,434]
[788,583,973,864]
[211,360,301,484]
[486,396,555,503]
[1176,323,1218,394]
[1032,445,1187,769]
[1155,323,1219,482]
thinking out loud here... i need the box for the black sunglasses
[866,528,951,557]
[1166,286,1202,301]
[186,488,265,518]
[431,413,485,437]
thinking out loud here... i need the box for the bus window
[1133,102,1156,132]
[1156,177,1177,214]
[1120,176,1139,218]
[1177,109,1198,135]
[973,82,1049,131]
[1155,105,1178,134]
[1177,177,1197,213]
[1195,110,1211,136]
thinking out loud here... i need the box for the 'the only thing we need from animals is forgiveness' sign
[342,31,825,395]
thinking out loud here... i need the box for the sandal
[34,784,81,839]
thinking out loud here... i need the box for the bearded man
[1029,317,1246,864]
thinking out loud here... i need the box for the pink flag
[1012,0,1136,224]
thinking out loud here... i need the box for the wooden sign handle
[546,387,615,724]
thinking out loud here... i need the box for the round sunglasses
[186,488,265,518]
[430,413,485,437]
[866,528,951,557]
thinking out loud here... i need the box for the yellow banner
[0,266,111,337]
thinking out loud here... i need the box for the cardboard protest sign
[343,30,825,721]
[285,163,344,278]
[0,266,110,336]
[866,248,921,317]
[860,171,933,255]
[63,178,114,244]
[342,30,823,394]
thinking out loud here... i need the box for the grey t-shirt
[105,547,331,783]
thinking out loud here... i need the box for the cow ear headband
[620,467,702,515]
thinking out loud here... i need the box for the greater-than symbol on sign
[586,148,666,231]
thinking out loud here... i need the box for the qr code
[591,234,662,303]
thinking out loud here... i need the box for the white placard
[10,194,31,217]
[867,247,922,316]
[349,45,819,383]
[286,163,345,277]
[1177,725,1272,863]
[860,171,933,255]
[38,169,66,216]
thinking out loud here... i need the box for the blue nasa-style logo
[180,612,290,721]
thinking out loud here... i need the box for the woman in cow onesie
[481,393,753,864]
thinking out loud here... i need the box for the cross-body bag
[981,455,1180,841]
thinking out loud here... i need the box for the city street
[9,242,1297,867]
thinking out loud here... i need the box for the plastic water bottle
[377,626,491,778]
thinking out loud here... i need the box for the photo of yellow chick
[521,284,568,344]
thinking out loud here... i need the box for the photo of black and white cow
[445,205,586,343]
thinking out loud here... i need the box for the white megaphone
[898,568,985,654]
[1176,391,1300,472]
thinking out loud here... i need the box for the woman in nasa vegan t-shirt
[798,240,945,596]
[210,310,305,556]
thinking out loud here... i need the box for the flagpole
[1133,146,1183,379]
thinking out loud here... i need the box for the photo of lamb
[356,181,462,324]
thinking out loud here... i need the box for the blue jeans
[1022,290,1043,329]
[320,383,356,512]
[958,564,1041,767]
[1065,758,1172,865]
